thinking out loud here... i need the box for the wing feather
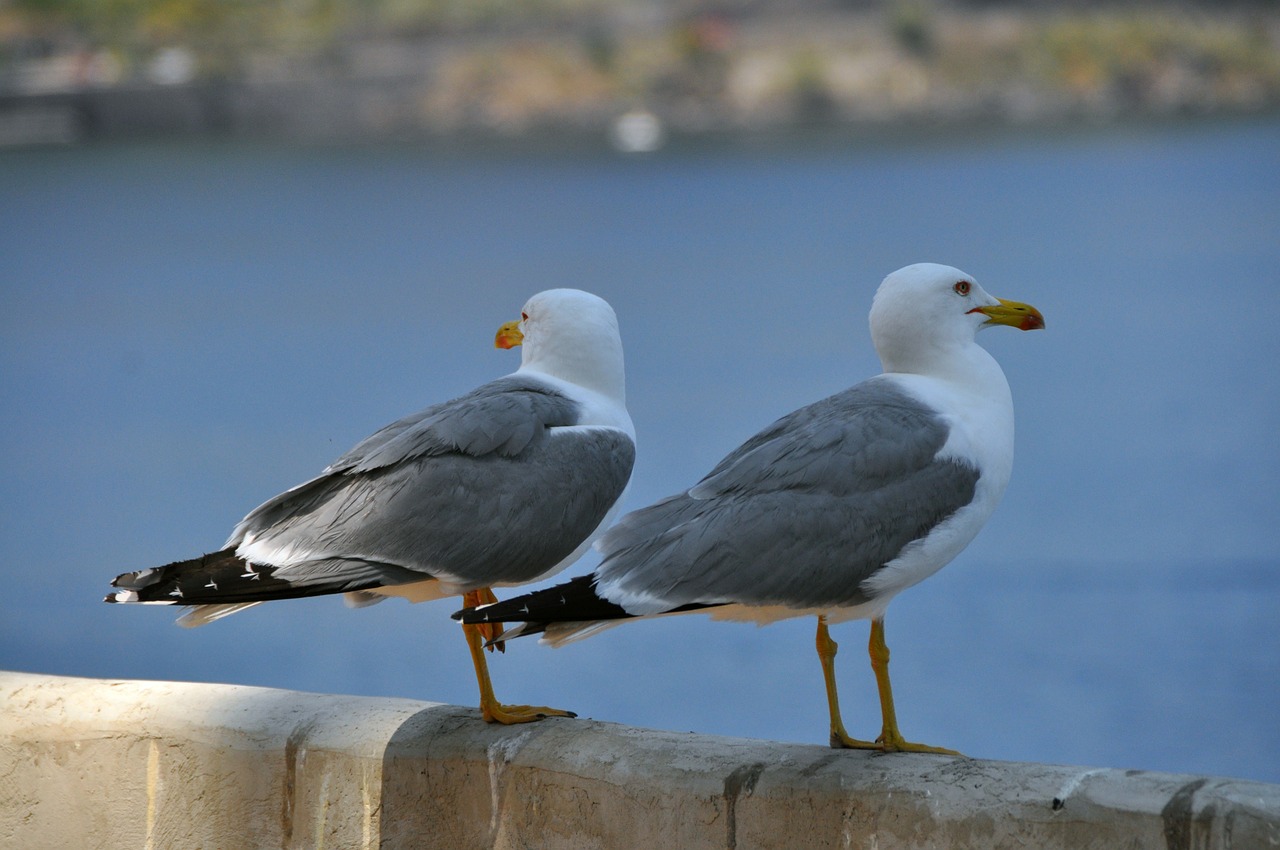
[222,375,634,589]
[596,377,978,611]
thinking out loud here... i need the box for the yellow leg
[868,617,962,755]
[469,587,505,653]
[816,615,879,749]
[461,591,576,725]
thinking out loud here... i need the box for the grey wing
[228,375,578,543]
[689,378,945,500]
[596,378,979,610]
[331,374,576,472]
[227,375,635,589]
[249,428,636,588]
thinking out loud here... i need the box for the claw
[875,728,962,756]
[480,702,577,725]
[477,619,506,653]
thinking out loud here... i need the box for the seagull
[456,264,1043,751]
[107,288,635,725]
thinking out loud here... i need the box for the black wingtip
[455,574,632,625]
[450,604,501,622]
[457,574,723,627]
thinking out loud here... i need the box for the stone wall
[2,670,1276,849]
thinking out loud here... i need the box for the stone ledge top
[2,670,1277,849]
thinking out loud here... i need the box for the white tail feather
[177,601,263,628]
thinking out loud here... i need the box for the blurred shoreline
[2,2,1278,148]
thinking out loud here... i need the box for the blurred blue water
[2,119,1278,783]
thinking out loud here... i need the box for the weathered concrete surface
[2,670,1277,850]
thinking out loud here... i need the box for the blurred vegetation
[2,0,1278,138]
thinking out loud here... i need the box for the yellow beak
[495,320,524,349]
[969,298,1045,331]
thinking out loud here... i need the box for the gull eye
[521,311,529,321]
[953,281,971,296]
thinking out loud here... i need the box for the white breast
[856,348,1015,613]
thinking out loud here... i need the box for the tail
[453,574,715,646]
[105,547,386,627]
[452,575,630,643]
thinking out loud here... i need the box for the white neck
[884,340,1015,494]
[879,335,999,389]
[520,338,627,405]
